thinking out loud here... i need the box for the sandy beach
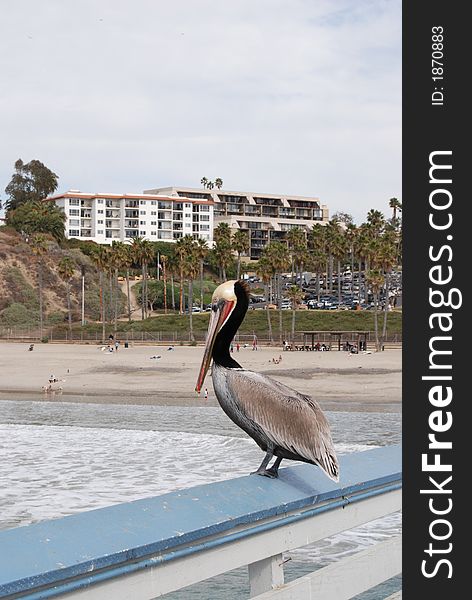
[0,341,401,412]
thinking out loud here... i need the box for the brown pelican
[196,280,339,481]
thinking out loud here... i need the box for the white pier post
[248,553,285,598]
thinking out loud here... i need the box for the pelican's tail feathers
[318,451,340,483]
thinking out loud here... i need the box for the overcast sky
[0,0,401,224]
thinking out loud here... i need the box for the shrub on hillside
[0,303,38,326]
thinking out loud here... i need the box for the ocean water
[0,400,402,598]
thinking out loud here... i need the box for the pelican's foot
[251,468,278,478]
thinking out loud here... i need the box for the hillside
[0,227,101,326]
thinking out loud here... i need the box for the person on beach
[115,340,119,352]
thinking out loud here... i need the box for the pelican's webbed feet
[251,454,282,478]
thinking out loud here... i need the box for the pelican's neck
[212,281,248,369]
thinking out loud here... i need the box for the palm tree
[256,256,274,345]
[345,223,358,292]
[195,238,208,309]
[389,197,402,221]
[200,177,208,189]
[365,269,385,352]
[232,229,249,279]
[58,256,75,338]
[91,245,109,342]
[30,234,48,339]
[130,237,154,319]
[213,222,233,280]
[263,241,290,343]
[174,235,195,314]
[215,177,223,190]
[330,226,348,304]
[116,243,134,322]
[183,241,200,342]
[286,227,306,284]
[286,285,304,340]
[207,181,215,190]
[161,254,168,314]
[324,219,341,294]
[308,224,327,297]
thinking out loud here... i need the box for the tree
[213,223,233,280]
[286,285,304,340]
[389,197,402,221]
[30,234,48,338]
[232,229,249,279]
[58,256,75,337]
[6,201,65,242]
[161,254,168,314]
[90,245,109,342]
[195,238,208,309]
[263,241,290,343]
[215,178,223,189]
[4,159,59,211]
[365,269,385,352]
[331,211,353,226]
[286,227,307,285]
[183,241,200,342]
[256,256,274,345]
[130,237,154,319]
[200,177,208,189]
[308,224,327,296]
[115,243,134,322]
[174,236,195,314]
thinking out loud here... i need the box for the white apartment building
[48,191,214,244]
[145,186,329,259]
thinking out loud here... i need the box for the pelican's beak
[195,299,234,392]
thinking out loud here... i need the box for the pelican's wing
[225,369,339,481]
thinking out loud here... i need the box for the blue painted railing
[0,445,402,599]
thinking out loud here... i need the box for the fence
[0,445,401,599]
[0,327,403,346]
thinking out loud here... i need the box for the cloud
[0,0,401,223]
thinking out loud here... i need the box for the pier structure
[0,445,401,599]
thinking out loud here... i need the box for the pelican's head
[195,280,238,392]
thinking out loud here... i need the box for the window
[185,213,191,219]
[69,219,80,226]
[185,203,192,208]
[140,220,146,225]
[98,209,104,214]
[140,230,146,235]
[200,224,210,231]
[185,222,191,228]
[97,199,103,204]
[200,214,210,221]
[151,221,156,226]
[200,205,210,212]
[151,211,157,215]
[98,220,104,224]
[69,209,79,216]
[151,200,157,205]
[151,231,156,235]
[140,200,146,205]
[69,198,80,206]
[140,210,146,215]
[69,229,80,236]
[97,230,104,235]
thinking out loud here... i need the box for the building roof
[46,191,214,205]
